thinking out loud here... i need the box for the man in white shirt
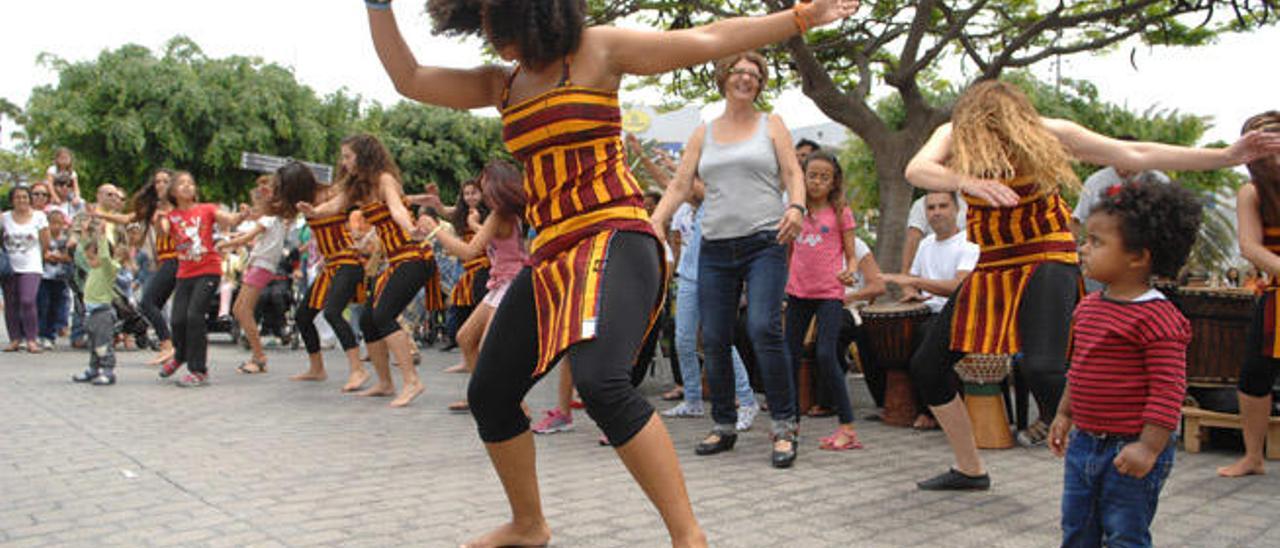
[884,191,978,313]
[881,191,978,430]
[900,191,968,273]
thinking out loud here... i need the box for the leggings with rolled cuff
[908,261,1080,419]
[139,259,178,342]
[468,232,660,447]
[358,259,431,344]
[296,263,363,354]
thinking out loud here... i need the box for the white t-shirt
[247,216,289,272]
[3,210,49,274]
[910,231,980,313]
[1073,167,1171,222]
[908,195,968,237]
[843,236,874,296]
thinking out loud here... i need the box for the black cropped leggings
[468,232,660,446]
[909,262,1080,419]
[296,263,363,354]
[358,259,431,344]
[139,259,178,342]
[1239,295,1280,397]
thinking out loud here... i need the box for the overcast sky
[3,1,1277,152]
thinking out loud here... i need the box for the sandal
[819,428,864,451]
[806,405,835,418]
[237,359,268,374]
[447,400,470,413]
[660,386,684,401]
[3,343,20,352]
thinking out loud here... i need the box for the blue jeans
[37,279,70,341]
[698,231,793,430]
[675,275,757,407]
[1061,431,1175,548]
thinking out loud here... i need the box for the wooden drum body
[1172,287,1254,386]
[956,354,1015,449]
[861,303,932,427]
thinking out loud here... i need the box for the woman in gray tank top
[651,51,808,469]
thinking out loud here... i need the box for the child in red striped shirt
[1049,181,1200,547]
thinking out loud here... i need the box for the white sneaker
[662,401,705,418]
[40,338,54,350]
[735,404,759,432]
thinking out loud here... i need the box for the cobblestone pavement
[2,339,1278,547]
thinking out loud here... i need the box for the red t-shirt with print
[168,203,222,279]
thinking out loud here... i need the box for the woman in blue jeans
[652,50,806,469]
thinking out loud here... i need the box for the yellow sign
[622,109,652,133]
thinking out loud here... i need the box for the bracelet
[787,203,808,216]
[792,0,814,34]
[365,0,391,11]
[426,225,442,242]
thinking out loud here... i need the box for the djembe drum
[955,353,1014,449]
[1172,287,1254,386]
[861,303,931,427]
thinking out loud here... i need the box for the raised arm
[1045,118,1280,173]
[367,7,509,110]
[431,213,501,261]
[905,123,1020,207]
[650,125,706,231]
[92,209,136,225]
[215,223,266,253]
[599,0,859,76]
[297,189,349,219]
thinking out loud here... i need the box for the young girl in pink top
[419,160,528,411]
[785,149,884,450]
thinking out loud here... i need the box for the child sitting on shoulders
[1049,181,1201,547]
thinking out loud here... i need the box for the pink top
[486,221,528,290]
[786,206,857,300]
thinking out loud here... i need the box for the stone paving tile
[3,342,1279,546]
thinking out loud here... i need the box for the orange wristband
[793,0,814,34]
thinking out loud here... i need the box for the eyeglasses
[53,180,71,187]
[727,67,762,80]
[31,191,49,197]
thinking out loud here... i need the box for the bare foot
[443,362,467,374]
[357,384,396,397]
[1218,457,1266,477]
[461,521,551,548]
[342,369,370,392]
[147,349,174,366]
[390,382,425,408]
[290,370,327,381]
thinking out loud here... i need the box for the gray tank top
[698,113,784,241]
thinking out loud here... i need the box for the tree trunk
[872,143,915,275]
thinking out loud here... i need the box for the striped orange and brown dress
[1258,226,1280,357]
[304,212,364,310]
[949,177,1082,354]
[451,240,491,308]
[361,200,445,310]
[154,227,178,263]
[502,70,665,377]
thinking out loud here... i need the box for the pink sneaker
[531,409,574,434]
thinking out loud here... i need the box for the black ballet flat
[695,432,737,456]
[916,468,991,491]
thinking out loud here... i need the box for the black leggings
[171,275,219,374]
[469,232,660,446]
[140,259,178,342]
[359,259,431,344]
[909,262,1080,418]
[296,263,363,354]
[1239,295,1280,397]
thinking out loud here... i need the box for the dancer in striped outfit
[274,161,371,391]
[297,134,435,407]
[904,80,1280,491]
[367,0,860,545]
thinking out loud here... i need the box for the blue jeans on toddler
[1061,430,1175,548]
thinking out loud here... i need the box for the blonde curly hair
[949,80,1080,195]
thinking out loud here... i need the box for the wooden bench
[1182,406,1280,459]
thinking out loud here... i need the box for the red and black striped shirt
[1067,291,1190,435]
